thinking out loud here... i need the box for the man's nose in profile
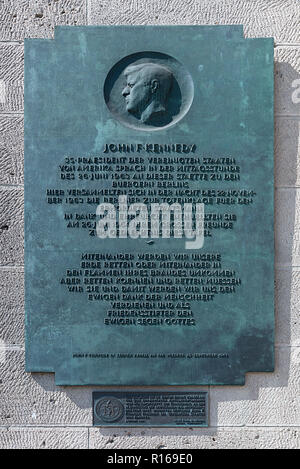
[122,86,130,97]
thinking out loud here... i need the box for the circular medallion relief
[104,51,194,131]
[95,397,124,423]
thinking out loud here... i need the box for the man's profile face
[122,71,152,114]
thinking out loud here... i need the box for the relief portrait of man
[122,62,173,125]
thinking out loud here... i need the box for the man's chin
[126,105,138,115]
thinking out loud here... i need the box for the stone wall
[0,0,299,449]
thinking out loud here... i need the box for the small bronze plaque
[93,391,208,427]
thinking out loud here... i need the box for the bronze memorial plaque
[25,26,274,398]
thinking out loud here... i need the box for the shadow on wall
[207,59,299,427]
[31,59,299,439]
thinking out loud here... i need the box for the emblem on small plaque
[95,396,124,423]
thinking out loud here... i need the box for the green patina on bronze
[25,26,274,385]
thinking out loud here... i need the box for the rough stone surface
[0,350,91,425]
[89,426,300,449]
[0,116,23,185]
[0,427,88,449]
[0,44,23,112]
[209,346,300,427]
[275,117,300,187]
[0,269,24,344]
[88,0,300,44]
[0,189,23,266]
[275,188,300,266]
[275,47,300,116]
[275,268,300,346]
[0,1,86,40]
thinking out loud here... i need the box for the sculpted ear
[150,79,159,93]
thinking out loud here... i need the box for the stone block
[275,117,300,187]
[88,1,300,44]
[275,47,300,116]
[89,426,300,449]
[275,268,300,346]
[0,0,86,40]
[0,426,88,449]
[0,269,24,344]
[209,346,300,426]
[0,117,23,185]
[0,189,23,266]
[275,188,300,266]
[0,44,23,112]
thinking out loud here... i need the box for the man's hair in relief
[124,62,173,102]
